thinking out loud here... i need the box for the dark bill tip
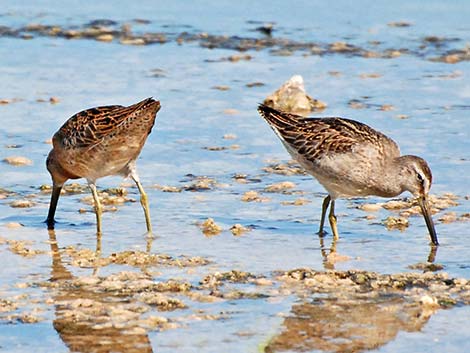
[418,196,439,246]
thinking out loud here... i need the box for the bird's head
[46,149,69,187]
[398,155,438,245]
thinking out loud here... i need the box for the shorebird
[46,97,160,234]
[257,104,438,245]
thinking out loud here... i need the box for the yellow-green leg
[328,199,339,240]
[93,231,102,276]
[132,176,152,233]
[318,195,331,236]
[88,182,103,235]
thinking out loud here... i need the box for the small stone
[280,198,310,206]
[383,216,409,230]
[120,37,146,45]
[441,54,461,64]
[212,85,230,91]
[230,224,250,236]
[379,104,395,111]
[3,156,33,166]
[223,133,237,140]
[439,212,457,223]
[246,82,265,88]
[227,54,252,62]
[358,203,383,212]
[263,75,326,116]
[10,200,34,208]
[49,97,60,104]
[388,21,412,27]
[265,181,295,193]
[359,73,382,79]
[383,200,410,210]
[348,100,366,109]
[222,108,239,115]
[241,190,268,202]
[396,114,409,119]
[4,222,23,228]
[420,295,439,307]
[96,34,114,42]
[154,185,182,193]
[199,218,222,236]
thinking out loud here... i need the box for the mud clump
[276,268,470,307]
[383,216,409,230]
[136,293,186,311]
[182,175,219,191]
[230,224,251,236]
[264,181,296,193]
[241,190,269,202]
[199,218,222,236]
[1,237,46,257]
[201,270,257,289]
[9,200,35,208]
[64,247,210,268]
[263,75,326,116]
[3,156,33,166]
[263,160,307,176]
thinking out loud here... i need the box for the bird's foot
[45,217,56,230]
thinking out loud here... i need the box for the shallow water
[0,1,470,352]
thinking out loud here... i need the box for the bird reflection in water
[265,296,437,353]
[47,230,153,353]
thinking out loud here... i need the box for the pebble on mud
[223,133,237,140]
[184,176,218,191]
[4,222,23,229]
[120,37,146,45]
[137,293,186,311]
[199,218,222,236]
[379,104,395,111]
[10,200,34,208]
[383,216,409,230]
[222,108,239,115]
[153,185,182,192]
[264,181,296,193]
[388,21,412,27]
[439,212,457,223]
[359,73,382,79]
[230,224,250,236]
[5,239,45,257]
[3,156,33,166]
[280,198,310,206]
[246,82,265,88]
[96,34,114,42]
[263,160,306,176]
[357,203,383,212]
[212,85,230,91]
[241,190,269,202]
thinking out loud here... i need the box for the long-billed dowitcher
[257,104,438,245]
[46,97,160,234]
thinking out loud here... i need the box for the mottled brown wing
[257,103,398,162]
[53,98,159,150]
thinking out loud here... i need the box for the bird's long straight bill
[418,196,439,246]
[46,185,62,229]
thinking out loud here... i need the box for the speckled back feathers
[54,97,160,151]
[257,103,400,163]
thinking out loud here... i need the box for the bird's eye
[416,173,424,183]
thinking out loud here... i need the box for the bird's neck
[379,157,410,197]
